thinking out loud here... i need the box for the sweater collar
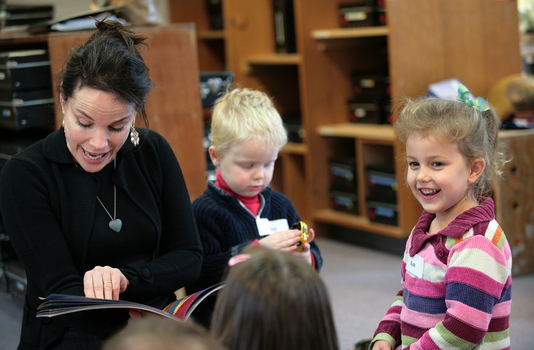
[409,197,495,257]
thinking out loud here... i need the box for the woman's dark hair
[210,246,339,350]
[57,19,154,127]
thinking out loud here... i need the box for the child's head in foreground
[394,88,508,214]
[210,246,339,350]
[208,88,288,197]
[102,316,226,350]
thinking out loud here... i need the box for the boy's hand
[290,228,315,265]
[259,229,302,251]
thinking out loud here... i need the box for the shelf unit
[0,24,207,200]
[170,0,523,238]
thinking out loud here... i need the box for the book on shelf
[37,282,223,322]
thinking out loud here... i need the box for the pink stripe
[415,336,440,350]
[400,304,446,328]
[445,267,504,298]
[404,274,445,298]
[381,314,401,324]
[451,236,508,266]
[416,245,448,266]
[504,274,512,288]
[446,299,491,329]
[385,305,402,316]
[492,299,512,318]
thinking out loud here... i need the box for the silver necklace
[96,159,122,233]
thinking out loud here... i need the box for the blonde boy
[186,88,322,327]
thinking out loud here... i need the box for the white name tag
[256,218,290,236]
[406,254,424,279]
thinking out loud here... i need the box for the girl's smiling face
[405,132,485,227]
[61,86,136,173]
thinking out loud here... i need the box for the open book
[36,283,223,322]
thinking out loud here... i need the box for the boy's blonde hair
[394,97,509,198]
[210,87,287,154]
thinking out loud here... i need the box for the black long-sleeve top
[0,127,202,349]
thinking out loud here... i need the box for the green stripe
[483,329,510,343]
[401,334,417,347]
[435,322,475,350]
[446,236,457,249]
[495,230,507,250]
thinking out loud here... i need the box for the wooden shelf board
[498,128,534,140]
[246,53,302,66]
[197,30,225,40]
[281,142,308,155]
[312,26,388,40]
[317,123,395,142]
[314,208,404,238]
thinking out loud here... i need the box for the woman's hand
[372,340,392,350]
[84,265,129,300]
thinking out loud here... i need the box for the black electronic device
[0,49,52,93]
[273,0,296,53]
[329,155,357,192]
[330,190,358,214]
[200,71,234,108]
[366,164,397,204]
[367,200,397,226]
[339,1,375,28]
[2,4,54,27]
[283,114,305,143]
[0,88,54,130]
[205,0,223,29]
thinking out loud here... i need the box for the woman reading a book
[0,20,202,349]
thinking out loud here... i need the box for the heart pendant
[109,219,122,233]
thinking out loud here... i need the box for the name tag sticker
[256,218,289,236]
[406,254,424,278]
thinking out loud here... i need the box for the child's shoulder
[447,219,508,251]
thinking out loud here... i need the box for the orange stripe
[454,237,463,245]
[492,225,503,246]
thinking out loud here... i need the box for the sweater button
[141,268,152,279]
[438,250,444,257]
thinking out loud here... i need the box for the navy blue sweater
[188,181,322,293]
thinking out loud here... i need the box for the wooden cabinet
[170,0,523,238]
[0,24,207,200]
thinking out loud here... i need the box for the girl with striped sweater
[371,85,512,350]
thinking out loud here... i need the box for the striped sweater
[372,197,512,350]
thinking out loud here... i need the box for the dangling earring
[62,118,65,127]
[130,125,139,147]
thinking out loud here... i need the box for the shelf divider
[312,26,388,40]
[317,123,395,142]
[314,208,404,238]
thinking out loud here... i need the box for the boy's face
[210,138,279,197]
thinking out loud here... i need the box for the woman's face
[61,86,136,173]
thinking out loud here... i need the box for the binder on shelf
[273,0,296,53]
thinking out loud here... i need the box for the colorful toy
[291,221,308,252]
